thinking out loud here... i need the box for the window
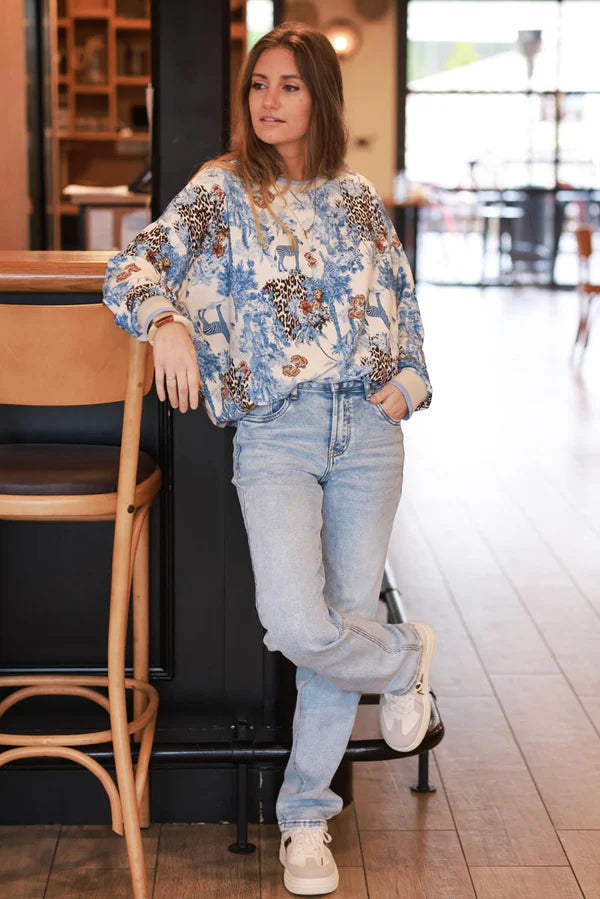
[405,0,600,286]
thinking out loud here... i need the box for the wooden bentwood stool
[0,303,160,899]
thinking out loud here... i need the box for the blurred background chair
[573,225,600,358]
[0,303,161,899]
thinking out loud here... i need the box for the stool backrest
[0,303,154,407]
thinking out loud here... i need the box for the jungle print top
[102,163,432,427]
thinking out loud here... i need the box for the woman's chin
[255,129,286,145]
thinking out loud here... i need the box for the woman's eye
[250,81,299,92]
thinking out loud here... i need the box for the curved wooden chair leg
[109,675,150,896]
[135,710,157,811]
[110,682,149,899]
[132,505,151,827]
[109,684,150,899]
[109,501,150,899]
[0,746,124,835]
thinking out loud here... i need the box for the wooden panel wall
[0,0,29,249]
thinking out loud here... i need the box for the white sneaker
[279,827,339,895]
[379,620,436,753]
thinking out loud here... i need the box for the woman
[103,21,435,896]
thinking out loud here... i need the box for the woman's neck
[278,148,305,182]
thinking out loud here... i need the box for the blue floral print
[102,164,432,427]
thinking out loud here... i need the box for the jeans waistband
[290,379,374,398]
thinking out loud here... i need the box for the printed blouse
[102,163,432,427]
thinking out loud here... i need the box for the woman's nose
[263,87,279,108]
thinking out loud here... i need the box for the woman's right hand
[152,323,203,413]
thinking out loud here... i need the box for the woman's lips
[261,117,285,124]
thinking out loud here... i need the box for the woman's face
[248,47,312,159]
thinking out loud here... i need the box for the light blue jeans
[231,379,423,831]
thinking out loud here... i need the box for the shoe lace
[387,679,424,715]
[285,829,332,858]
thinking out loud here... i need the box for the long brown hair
[202,21,349,247]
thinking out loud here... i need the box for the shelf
[66,131,113,139]
[50,8,152,248]
[59,131,149,141]
[73,84,110,93]
[115,75,150,85]
[114,18,150,29]
[70,11,110,18]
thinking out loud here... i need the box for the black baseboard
[0,762,285,826]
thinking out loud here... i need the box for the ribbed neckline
[275,175,328,192]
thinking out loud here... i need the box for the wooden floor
[2,284,600,897]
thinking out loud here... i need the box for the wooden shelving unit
[48,0,249,248]
[50,0,151,247]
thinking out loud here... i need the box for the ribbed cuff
[143,305,179,337]
[389,380,413,419]
[137,295,177,337]
[389,368,429,418]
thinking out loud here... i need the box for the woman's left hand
[369,384,408,421]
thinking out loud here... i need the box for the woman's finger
[382,391,407,421]
[177,370,190,413]
[165,373,179,409]
[188,370,201,411]
[155,367,167,403]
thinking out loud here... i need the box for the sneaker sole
[279,846,339,895]
[381,621,436,753]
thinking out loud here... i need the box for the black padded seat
[0,444,157,496]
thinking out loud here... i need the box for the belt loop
[331,382,339,393]
[363,379,372,398]
[290,385,298,400]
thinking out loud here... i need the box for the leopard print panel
[176,183,229,258]
[221,359,253,411]
[123,283,167,314]
[125,184,228,264]
[125,222,169,258]
[335,183,387,247]
[262,270,307,342]
[360,336,397,386]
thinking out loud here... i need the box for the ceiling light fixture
[323,18,362,60]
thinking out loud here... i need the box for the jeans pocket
[369,397,403,427]
[242,395,291,423]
